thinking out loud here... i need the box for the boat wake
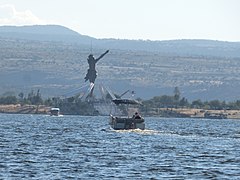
[109,127,160,135]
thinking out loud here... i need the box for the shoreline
[145,108,240,119]
[0,104,50,115]
[1,104,240,119]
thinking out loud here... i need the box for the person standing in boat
[84,50,109,83]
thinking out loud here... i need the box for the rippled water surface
[0,114,240,179]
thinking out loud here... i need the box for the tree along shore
[1,88,240,118]
[1,104,240,119]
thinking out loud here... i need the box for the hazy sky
[0,0,239,41]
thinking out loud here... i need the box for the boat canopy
[112,99,142,105]
[51,107,60,111]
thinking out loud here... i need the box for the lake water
[0,114,239,179]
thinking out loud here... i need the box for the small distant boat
[50,107,60,116]
[204,111,227,119]
[109,99,145,130]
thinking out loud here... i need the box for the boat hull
[109,115,145,130]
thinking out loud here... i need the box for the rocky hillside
[1,25,240,101]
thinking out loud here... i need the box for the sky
[0,0,239,42]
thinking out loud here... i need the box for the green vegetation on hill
[1,88,240,116]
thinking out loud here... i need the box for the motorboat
[50,107,60,116]
[109,99,145,130]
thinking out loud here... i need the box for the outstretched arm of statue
[95,50,109,62]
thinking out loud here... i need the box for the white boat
[50,107,60,116]
[109,99,145,130]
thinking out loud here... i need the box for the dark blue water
[0,114,239,179]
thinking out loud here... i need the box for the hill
[0,25,94,44]
[1,25,240,101]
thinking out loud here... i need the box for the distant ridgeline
[0,25,240,57]
[1,25,240,101]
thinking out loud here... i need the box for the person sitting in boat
[133,112,141,119]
